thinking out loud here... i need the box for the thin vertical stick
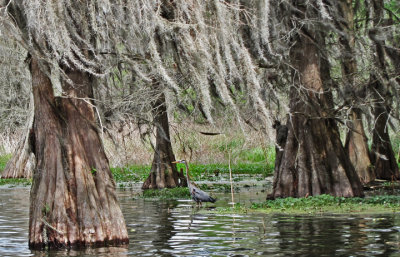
[228,150,235,206]
[223,134,234,206]
[397,142,400,163]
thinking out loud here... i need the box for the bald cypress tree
[337,0,374,184]
[29,58,128,248]
[142,91,186,189]
[269,0,364,198]
[4,1,129,248]
[369,0,399,180]
[0,36,33,179]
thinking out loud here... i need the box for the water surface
[1,186,400,256]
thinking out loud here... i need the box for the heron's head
[172,160,186,164]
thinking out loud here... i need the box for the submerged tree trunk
[338,0,374,184]
[268,5,363,198]
[142,93,186,189]
[29,58,128,249]
[1,108,35,178]
[369,0,399,180]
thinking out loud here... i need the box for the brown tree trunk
[141,2,185,189]
[268,5,363,198]
[142,93,186,189]
[369,0,399,180]
[338,0,374,184]
[344,109,374,183]
[29,58,128,249]
[1,138,35,178]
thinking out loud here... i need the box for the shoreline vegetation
[1,153,400,214]
[111,162,273,183]
[247,194,400,215]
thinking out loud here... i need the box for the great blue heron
[172,160,216,206]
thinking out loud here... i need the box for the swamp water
[1,184,400,256]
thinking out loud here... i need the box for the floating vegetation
[178,163,273,181]
[199,183,240,193]
[111,162,272,183]
[111,165,151,183]
[141,187,191,200]
[215,195,400,214]
[250,195,400,214]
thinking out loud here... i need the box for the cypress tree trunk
[338,0,374,184]
[141,1,186,189]
[142,93,186,189]
[1,139,35,179]
[29,58,128,248]
[344,109,374,183]
[370,0,399,180]
[1,91,35,179]
[1,127,34,179]
[269,2,363,198]
[370,101,399,180]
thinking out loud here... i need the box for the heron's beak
[172,161,179,164]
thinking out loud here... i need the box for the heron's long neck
[185,163,191,186]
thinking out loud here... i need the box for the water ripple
[0,187,399,256]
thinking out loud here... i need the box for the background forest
[0,0,399,249]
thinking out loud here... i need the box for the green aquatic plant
[111,165,151,182]
[213,195,400,214]
[250,195,400,214]
[185,163,273,180]
[198,183,240,193]
[110,162,272,184]
[141,187,191,200]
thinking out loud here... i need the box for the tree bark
[370,101,399,180]
[344,109,374,183]
[369,0,399,180]
[142,93,186,189]
[29,58,128,249]
[272,120,288,173]
[338,0,374,184]
[268,4,364,198]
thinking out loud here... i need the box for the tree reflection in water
[269,214,399,256]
